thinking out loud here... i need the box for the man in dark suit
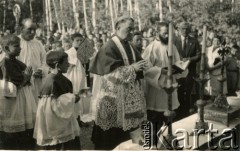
[174,22,201,120]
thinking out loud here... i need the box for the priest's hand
[21,66,33,87]
[132,60,146,72]
[33,69,43,78]
[25,66,33,78]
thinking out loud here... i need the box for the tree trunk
[159,0,163,21]
[60,0,65,33]
[113,0,117,18]
[83,0,89,32]
[168,0,172,13]
[232,0,235,14]
[29,0,33,19]
[109,0,115,33]
[129,0,133,17]
[48,0,53,31]
[53,0,61,32]
[45,0,50,34]
[120,0,123,12]
[136,0,141,31]
[3,0,6,32]
[72,0,80,30]
[92,0,96,29]
[105,0,108,15]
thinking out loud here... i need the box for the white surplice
[142,39,188,112]
[18,36,47,103]
[64,47,87,119]
[33,93,80,146]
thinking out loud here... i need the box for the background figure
[226,45,240,96]
[174,22,201,120]
[131,31,143,54]
[205,36,227,100]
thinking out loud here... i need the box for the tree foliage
[1,0,240,38]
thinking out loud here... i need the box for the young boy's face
[7,40,21,57]
[72,37,83,48]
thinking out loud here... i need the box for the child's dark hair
[0,34,20,51]
[46,51,68,68]
[71,32,83,41]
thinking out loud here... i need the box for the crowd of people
[0,15,240,150]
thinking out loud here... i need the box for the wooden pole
[83,0,89,32]
[53,0,61,32]
[109,0,115,33]
[92,0,96,29]
[159,0,163,22]
[167,23,173,87]
[200,26,207,80]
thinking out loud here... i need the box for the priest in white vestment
[142,22,188,146]
[18,19,47,102]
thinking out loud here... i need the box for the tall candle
[200,25,207,79]
[167,22,173,88]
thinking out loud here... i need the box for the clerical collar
[114,34,129,43]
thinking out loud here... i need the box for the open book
[164,60,190,74]
[174,60,190,72]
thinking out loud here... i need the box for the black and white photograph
[0,0,240,150]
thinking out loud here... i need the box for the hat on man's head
[178,21,190,29]
[115,15,134,29]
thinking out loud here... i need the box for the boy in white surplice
[64,33,86,119]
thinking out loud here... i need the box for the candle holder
[204,46,240,126]
[157,84,178,149]
[157,21,178,149]
[190,25,209,135]
[192,76,209,132]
